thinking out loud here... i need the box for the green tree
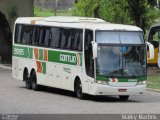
[73,0,99,17]
[127,0,158,32]
[73,0,158,32]
[99,0,131,24]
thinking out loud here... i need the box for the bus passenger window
[50,27,61,48]
[39,28,44,46]
[21,25,30,44]
[39,27,50,47]
[32,27,40,45]
[78,32,83,51]
[85,30,94,77]
[70,30,76,50]
[62,28,71,49]
[71,29,83,51]
[15,24,22,43]
[66,30,72,49]
[28,26,34,45]
[60,29,67,49]
[44,29,51,47]
[73,32,79,50]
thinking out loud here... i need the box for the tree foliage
[127,0,158,32]
[99,0,131,24]
[73,0,158,32]
[73,0,99,17]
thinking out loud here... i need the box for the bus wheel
[24,70,32,89]
[30,71,39,91]
[119,95,129,101]
[75,79,84,99]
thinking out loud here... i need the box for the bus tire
[24,70,32,89]
[75,79,85,99]
[119,95,129,101]
[30,71,39,91]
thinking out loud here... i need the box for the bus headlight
[96,80,108,85]
[137,81,146,85]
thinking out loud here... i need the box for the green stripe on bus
[13,46,82,66]
[39,49,43,60]
[80,53,82,66]
[96,75,147,82]
[116,76,147,82]
[48,50,82,66]
[28,48,33,59]
[13,46,33,59]
[96,75,109,81]
[42,62,46,74]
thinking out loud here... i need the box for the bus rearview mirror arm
[146,42,154,60]
[92,41,97,59]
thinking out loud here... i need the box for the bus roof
[44,16,106,23]
[150,22,160,28]
[15,16,142,32]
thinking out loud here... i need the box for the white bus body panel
[89,83,146,95]
[12,52,88,93]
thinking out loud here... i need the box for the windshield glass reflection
[96,46,146,77]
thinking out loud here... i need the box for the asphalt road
[0,67,160,114]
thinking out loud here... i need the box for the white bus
[12,16,154,100]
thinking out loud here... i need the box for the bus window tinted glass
[50,28,61,48]
[32,26,40,45]
[71,29,83,51]
[14,25,83,51]
[39,27,50,47]
[44,29,51,46]
[15,24,22,43]
[21,25,31,44]
[85,29,94,77]
[60,29,67,49]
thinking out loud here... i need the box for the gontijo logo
[60,54,76,63]
[14,48,24,56]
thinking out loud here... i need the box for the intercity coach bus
[12,16,154,100]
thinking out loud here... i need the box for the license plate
[118,89,127,92]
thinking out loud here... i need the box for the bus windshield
[96,31,144,44]
[96,31,146,77]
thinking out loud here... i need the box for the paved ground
[0,67,160,114]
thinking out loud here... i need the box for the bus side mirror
[146,42,154,60]
[91,41,97,59]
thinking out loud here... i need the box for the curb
[0,64,12,70]
[147,88,160,92]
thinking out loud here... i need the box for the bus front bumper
[88,83,146,96]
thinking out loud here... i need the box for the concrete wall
[0,0,33,63]
[0,0,34,31]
